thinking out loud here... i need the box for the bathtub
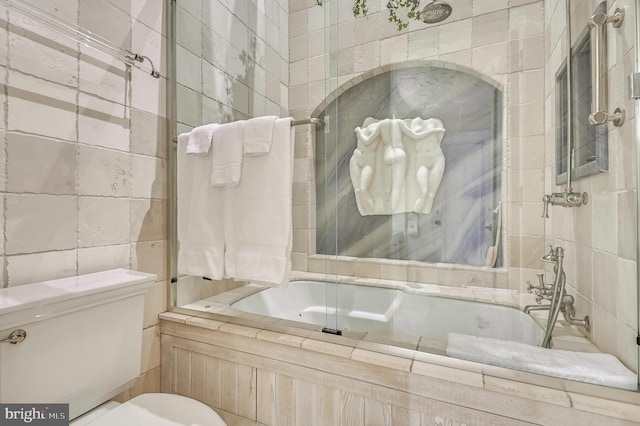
[230,280,545,348]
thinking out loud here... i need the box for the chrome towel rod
[0,0,160,78]
[291,117,324,127]
[172,118,324,144]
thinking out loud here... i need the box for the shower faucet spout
[524,304,550,314]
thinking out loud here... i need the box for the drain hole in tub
[204,304,211,309]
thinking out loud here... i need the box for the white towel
[447,333,638,390]
[177,133,225,280]
[243,115,278,155]
[186,123,218,155]
[211,121,244,187]
[224,117,294,287]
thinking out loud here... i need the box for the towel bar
[172,118,325,144]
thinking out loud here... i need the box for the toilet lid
[87,393,226,426]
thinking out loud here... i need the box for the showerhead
[421,0,452,24]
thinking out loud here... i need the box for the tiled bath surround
[289,0,639,371]
[0,0,168,399]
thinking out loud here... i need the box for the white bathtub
[230,280,545,347]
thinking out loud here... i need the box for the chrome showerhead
[421,0,452,24]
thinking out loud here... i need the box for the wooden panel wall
[160,320,639,426]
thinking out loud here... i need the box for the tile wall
[289,0,638,370]
[289,0,547,287]
[174,0,290,134]
[544,0,638,370]
[0,0,168,397]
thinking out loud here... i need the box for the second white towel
[243,115,278,156]
[211,121,244,187]
[224,117,294,287]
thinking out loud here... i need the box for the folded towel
[224,117,294,287]
[447,333,638,390]
[186,123,218,155]
[243,115,278,156]
[211,121,244,187]
[176,133,225,280]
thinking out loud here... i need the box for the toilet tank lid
[0,269,156,322]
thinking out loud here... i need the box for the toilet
[0,269,226,426]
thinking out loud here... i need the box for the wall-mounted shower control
[541,191,588,218]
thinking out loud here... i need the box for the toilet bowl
[0,270,226,426]
[72,393,226,426]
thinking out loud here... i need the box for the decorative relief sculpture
[350,117,446,216]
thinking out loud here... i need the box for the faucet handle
[526,280,534,293]
[542,194,550,218]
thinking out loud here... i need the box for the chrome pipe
[565,0,573,191]
[541,247,565,348]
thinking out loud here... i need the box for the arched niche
[314,63,504,266]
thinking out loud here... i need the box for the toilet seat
[86,393,226,426]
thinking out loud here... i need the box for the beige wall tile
[472,42,508,76]
[79,197,130,247]
[591,192,618,254]
[472,10,508,47]
[7,250,77,287]
[130,109,168,158]
[6,194,77,254]
[474,0,509,16]
[78,244,131,274]
[78,48,128,104]
[130,199,167,243]
[132,19,166,77]
[143,280,169,328]
[6,133,76,195]
[132,240,168,281]
[593,251,618,317]
[78,93,130,151]
[407,27,439,61]
[8,71,77,141]
[132,71,168,118]
[509,35,544,72]
[8,26,77,87]
[78,145,131,197]
[131,155,166,199]
[509,2,544,40]
[439,19,472,54]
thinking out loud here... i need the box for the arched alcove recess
[312,60,504,266]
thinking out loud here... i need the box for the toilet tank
[0,269,155,420]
